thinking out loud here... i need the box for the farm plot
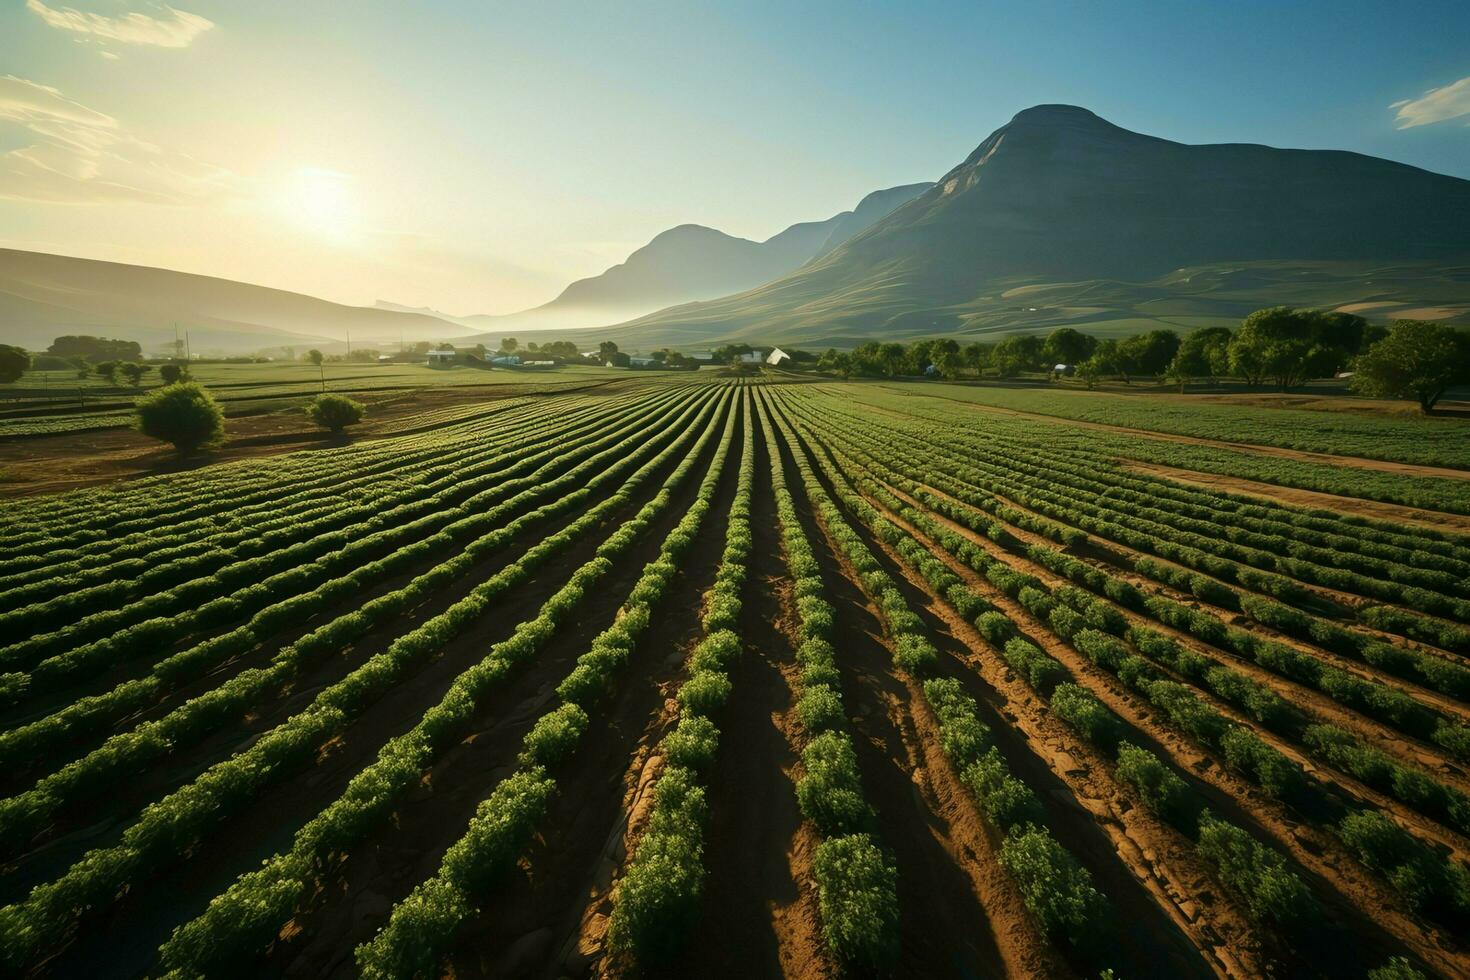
[0,375,1466,979]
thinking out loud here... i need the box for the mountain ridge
[612,104,1470,343]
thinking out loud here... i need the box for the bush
[797,685,845,733]
[1002,637,1067,694]
[811,833,899,969]
[1197,810,1315,928]
[1367,957,1427,980]
[1337,809,1470,918]
[962,748,1043,831]
[893,633,938,675]
[134,381,225,455]
[1219,727,1304,800]
[1050,683,1124,753]
[307,393,367,433]
[518,703,588,768]
[1000,824,1108,946]
[1115,742,1198,832]
[676,670,732,718]
[607,767,708,961]
[661,715,720,771]
[797,732,871,835]
[975,611,1014,645]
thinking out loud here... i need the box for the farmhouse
[767,347,791,366]
[426,349,457,367]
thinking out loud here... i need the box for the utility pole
[345,323,352,360]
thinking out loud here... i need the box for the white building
[766,347,791,366]
[426,349,457,367]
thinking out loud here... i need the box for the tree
[1075,358,1103,389]
[1090,339,1127,382]
[934,350,965,380]
[119,362,152,386]
[159,363,189,384]
[1041,328,1097,367]
[1350,320,1470,414]
[1168,327,1232,387]
[134,381,225,456]
[992,335,1043,377]
[817,349,853,377]
[47,335,142,363]
[1229,307,1350,390]
[307,392,367,433]
[0,345,30,384]
[598,341,619,361]
[73,359,91,381]
[94,360,121,384]
[500,337,519,353]
[964,342,993,376]
[307,349,325,391]
[1118,329,1180,378]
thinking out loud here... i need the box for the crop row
[0,386,732,973]
[0,394,580,613]
[778,390,1470,935]
[0,389,717,784]
[790,394,1470,833]
[337,390,741,979]
[750,390,900,971]
[607,388,756,964]
[0,384,688,688]
[774,393,1331,943]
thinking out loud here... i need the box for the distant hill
[608,105,1470,347]
[0,249,476,355]
[466,182,932,334]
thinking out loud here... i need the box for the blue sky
[2,0,1467,312]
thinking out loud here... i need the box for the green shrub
[975,611,1014,645]
[306,393,367,433]
[1001,637,1067,694]
[1337,809,1470,918]
[1220,727,1304,800]
[962,748,1044,831]
[518,703,588,768]
[894,633,938,675]
[797,685,845,733]
[133,381,225,455]
[1196,810,1315,928]
[661,715,720,771]
[1000,824,1108,945]
[1367,956,1427,980]
[1115,742,1198,832]
[811,833,899,969]
[797,732,871,835]
[676,671,732,718]
[1050,683,1124,753]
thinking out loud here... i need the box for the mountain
[469,182,932,333]
[0,249,474,355]
[611,105,1470,346]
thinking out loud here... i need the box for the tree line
[805,309,1470,413]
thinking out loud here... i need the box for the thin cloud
[1390,75,1470,129]
[0,74,240,205]
[26,0,214,48]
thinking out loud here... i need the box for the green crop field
[0,362,626,438]
[1,374,1467,979]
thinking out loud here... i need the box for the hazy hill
[468,182,932,333]
[611,105,1470,346]
[0,249,474,355]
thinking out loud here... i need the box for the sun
[286,168,354,239]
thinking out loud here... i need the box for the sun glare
[286,168,354,239]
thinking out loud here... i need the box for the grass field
[1,374,1467,978]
